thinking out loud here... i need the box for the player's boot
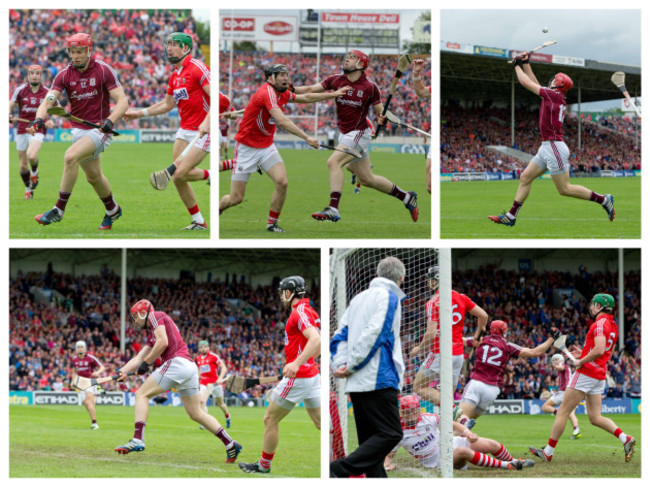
[30,173,39,190]
[489,213,516,226]
[405,191,419,222]
[91,424,99,430]
[182,221,207,230]
[226,416,231,429]
[115,438,145,454]
[528,446,552,462]
[239,461,270,474]
[603,194,615,221]
[99,206,122,230]
[24,188,33,200]
[520,458,535,468]
[150,168,172,190]
[465,419,476,430]
[312,206,341,222]
[623,436,636,462]
[35,207,63,225]
[507,458,523,470]
[570,431,582,439]
[266,222,286,233]
[354,185,361,194]
[225,441,243,463]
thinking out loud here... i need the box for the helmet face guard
[264,64,290,91]
[166,32,193,64]
[278,275,306,304]
[66,33,93,65]
[27,65,43,85]
[549,72,573,93]
[590,293,614,316]
[130,299,153,328]
[343,50,369,74]
[399,394,422,426]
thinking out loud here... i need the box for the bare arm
[9,100,16,119]
[217,361,228,384]
[412,318,438,357]
[293,83,326,95]
[575,336,606,369]
[293,85,350,104]
[92,364,107,378]
[120,346,152,374]
[126,94,176,120]
[469,305,488,340]
[283,326,321,378]
[514,66,541,96]
[108,85,129,123]
[521,52,541,85]
[269,106,319,148]
[519,337,554,359]
[35,89,61,120]
[142,326,169,365]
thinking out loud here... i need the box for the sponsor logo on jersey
[173,87,190,103]
[337,98,363,107]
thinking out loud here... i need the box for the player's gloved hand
[548,326,561,340]
[137,361,152,375]
[288,83,295,93]
[513,56,524,67]
[99,118,114,134]
[29,118,45,131]
[522,52,530,64]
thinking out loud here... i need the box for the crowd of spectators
[9,270,321,400]
[441,103,641,174]
[220,51,431,138]
[9,9,206,130]
[400,267,641,401]
[581,112,641,139]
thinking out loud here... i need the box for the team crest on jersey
[89,78,96,86]
[30,97,37,105]
[357,90,363,97]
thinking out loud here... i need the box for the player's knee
[63,150,80,168]
[556,185,571,196]
[188,408,203,423]
[84,171,101,185]
[275,177,288,194]
[229,193,244,206]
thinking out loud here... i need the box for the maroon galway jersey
[71,353,103,378]
[320,72,381,134]
[11,83,49,135]
[538,87,566,141]
[467,334,522,387]
[145,311,191,362]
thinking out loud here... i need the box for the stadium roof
[441,51,641,106]
[453,248,640,263]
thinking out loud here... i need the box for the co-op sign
[221,15,298,42]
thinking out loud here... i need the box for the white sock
[573,428,580,434]
[544,445,554,456]
[192,211,205,224]
[619,432,627,443]
[506,212,516,220]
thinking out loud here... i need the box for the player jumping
[126,32,211,230]
[292,50,419,223]
[115,299,242,463]
[411,59,432,194]
[384,395,533,471]
[219,64,349,233]
[29,33,128,229]
[541,353,582,439]
[196,340,231,428]
[530,294,636,463]
[70,340,106,430]
[489,52,614,227]
[239,276,321,473]
[10,64,54,200]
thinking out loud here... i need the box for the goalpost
[329,248,453,478]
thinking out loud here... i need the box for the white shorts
[531,140,570,175]
[428,436,471,469]
[15,132,45,152]
[269,374,321,410]
[231,142,283,182]
[338,129,372,161]
[568,371,605,395]
[80,385,100,399]
[549,390,565,405]
[175,128,210,154]
[461,379,500,414]
[427,141,432,161]
[200,382,224,399]
[152,357,199,397]
[419,353,464,387]
[72,128,112,161]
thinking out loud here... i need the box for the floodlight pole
[510,75,515,147]
[120,248,127,355]
[439,248,453,478]
[618,249,624,351]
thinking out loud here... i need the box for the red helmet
[399,394,422,425]
[489,320,509,337]
[27,64,42,73]
[130,299,154,324]
[66,33,93,53]
[551,72,573,93]
[348,49,370,70]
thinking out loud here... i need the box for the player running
[293,50,419,223]
[114,299,242,463]
[10,64,54,200]
[219,64,350,233]
[29,33,128,229]
[196,340,231,428]
[70,340,105,430]
[411,265,488,409]
[218,91,239,172]
[126,32,211,230]
[411,59,432,194]
[530,294,636,463]
[457,320,557,427]
[384,395,533,471]
[239,276,321,474]
[541,353,582,439]
[489,52,615,227]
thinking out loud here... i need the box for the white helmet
[551,353,563,364]
[75,340,87,351]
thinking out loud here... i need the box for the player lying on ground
[530,294,635,463]
[29,33,128,229]
[411,59,432,194]
[125,32,211,230]
[239,276,321,473]
[457,320,557,429]
[293,51,419,224]
[411,265,487,409]
[196,339,231,428]
[489,51,615,227]
[219,64,350,233]
[541,353,582,439]
[10,64,54,200]
[70,340,105,429]
[114,299,242,463]
[384,395,533,471]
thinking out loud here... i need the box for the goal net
[329,248,454,477]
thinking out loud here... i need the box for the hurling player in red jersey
[490,52,615,227]
[29,33,129,229]
[70,340,106,429]
[293,50,419,224]
[457,320,556,427]
[541,353,582,439]
[239,276,321,474]
[220,64,349,233]
[410,59,432,194]
[114,299,242,463]
[530,294,635,463]
[196,340,231,428]
[411,265,488,409]
[10,64,54,200]
[125,32,211,230]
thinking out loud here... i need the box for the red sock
[221,159,234,171]
[548,438,558,448]
[188,204,200,217]
[20,170,30,187]
[590,191,605,204]
[329,191,342,209]
[56,191,71,212]
[471,451,505,468]
[202,169,209,180]
[389,184,408,202]
[215,427,233,447]
[267,210,280,226]
[494,443,513,461]
[259,450,274,469]
[101,192,118,213]
[134,421,146,441]
[508,200,523,218]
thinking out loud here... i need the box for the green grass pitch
[10,405,319,477]
[441,178,640,239]
[219,149,431,239]
[383,413,640,477]
[9,143,210,239]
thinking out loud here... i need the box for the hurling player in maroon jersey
[293,50,419,224]
[70,340,106,429]
[29,33,129,230]
[490,52,614,227]
[411,58,432,194]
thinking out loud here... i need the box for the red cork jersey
[426,290,477,355]
[579,314,617,380]
[285,298,320,378]
[196,351,224,386]
[167,56,210,131]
